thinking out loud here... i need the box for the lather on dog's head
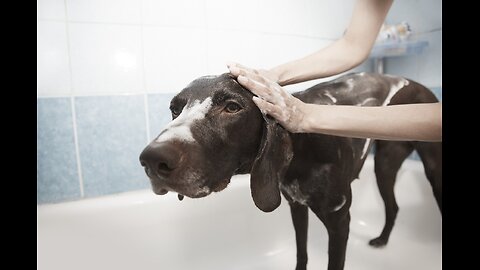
[139,73,293,212]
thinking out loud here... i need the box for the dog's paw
[369,237,388,247]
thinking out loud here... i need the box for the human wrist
[299,104,333,134]
[269,66,290,86]
[297,103,317,133]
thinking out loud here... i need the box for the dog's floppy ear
[250,115,293,212]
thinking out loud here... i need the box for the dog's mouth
[150,176,232,200]
[152,186,169,195]
[211,177,231,192]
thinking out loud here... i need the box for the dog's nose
[139,142,181,178]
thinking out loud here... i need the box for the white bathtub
[37,157,441,270]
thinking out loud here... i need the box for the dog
[139,72,442,270]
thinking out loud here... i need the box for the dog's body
[140,72,442,270]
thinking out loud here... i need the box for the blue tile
[408,150,421,161]
[37,98,80,204]
[430,87,442,101]
[147,93,176,140]
[75,95,149,197]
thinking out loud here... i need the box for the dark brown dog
[139,72,442,270]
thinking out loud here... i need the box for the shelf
[369,40,429,59]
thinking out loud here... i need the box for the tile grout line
[70,97,84,197]
[139,1,151,143]
[143,94,151,143]
[64,0,84,198]
[203,0,209,73]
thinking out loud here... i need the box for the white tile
[384,55,420,82]
[38,0,66,20]
[256,0,311,37]
[387,0,442,34]
[253,0,353,39]
[66,0,141,23]
[307,0,355,39]
[206,29,263,75]
[416,31,442,88]
[257,33,333,70]
[37,21,71,96]
[351,58,373,74]
[143,26,207,93]
[210,32,334,92]
[69,23,144,95]
[205,0,260,31]
[142,0,205,27]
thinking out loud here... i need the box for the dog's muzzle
[139,141,182,194]
[139,141,217,198]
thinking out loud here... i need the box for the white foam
[359,97,377,106]
[156,98,212,143]
[324,91,337,103]
[383,78,409,106]
[331,195,347,212]
[361,138,372,159]
[346,78,355,90]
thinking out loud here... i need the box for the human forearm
[302,103,442,142]
[268,0,393,86]
[271,38,368,86]
[229,65,442,142]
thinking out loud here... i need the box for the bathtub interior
[37,157,441,270]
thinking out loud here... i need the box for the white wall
[38,0,361,96]
[384,0,442,88]
[37,0,441,93]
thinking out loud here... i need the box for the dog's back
[294,72,438,106]
[290,72,439,179]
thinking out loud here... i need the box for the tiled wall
[385,0,442,88]
[37,0,441,204]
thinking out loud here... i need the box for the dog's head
[139,73,293,212]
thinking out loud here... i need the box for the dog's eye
[224,102,242,113]
[170,107,183,118]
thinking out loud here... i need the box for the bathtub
[37,157,441,270]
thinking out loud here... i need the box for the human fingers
[227,62,259,77]
[252,96,286,122]
[237,75,282,105]
[237,75,270,99]
[241,71,293,105]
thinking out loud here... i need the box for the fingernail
[253,96,266,104]
[252,97,266,114]
[229,66,239,74]
[238,75,248,83]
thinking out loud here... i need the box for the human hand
[227,62,309,133]
[227,62,280,84]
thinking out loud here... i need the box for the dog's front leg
[311,203,351,270]
[289,202,309,270]
[323,211,350,270]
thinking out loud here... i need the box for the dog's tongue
[178,194,184,201]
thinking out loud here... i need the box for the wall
[37,0,441,204]
[385,0,442,89]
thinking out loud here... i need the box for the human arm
[246,0,393,86]
[293,102,441,142]
[231,68,441,142]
